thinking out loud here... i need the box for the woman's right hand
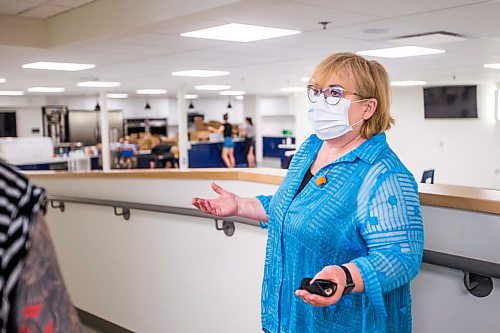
[192,182,239,217]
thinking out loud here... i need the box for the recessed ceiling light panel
[106,93,129,98]
[185,94,199,99]
[357,46,445,58]
[219,90,245,96]
[172,70,230,77]
[484,63,500,69]
[136,89,167,94]
[194,85,231,91]
[0,91,24,96]
[181,23,300,42]
[23,61,95,71]
[78,81,120,88]
[0,78,5,83]
[28,87,65,93]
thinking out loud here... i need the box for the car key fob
[299,278,337,297]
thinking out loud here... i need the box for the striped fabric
[0,161,46,333]
[257,133,424,333]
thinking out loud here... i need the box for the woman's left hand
[295,265,346,307]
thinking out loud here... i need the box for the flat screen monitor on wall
[423,85,478,118]
[0,112,17,137]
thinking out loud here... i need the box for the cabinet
[263,136,295,157]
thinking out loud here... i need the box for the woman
[208,113,235,168]
[241,117,256,167]
[193,52,423,332]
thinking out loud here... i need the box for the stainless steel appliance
[42,106,69,143]
[124,118,168,136]
[68,110,123,145]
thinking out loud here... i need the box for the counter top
[26,168,287,185]
[26,169,500,215]
[190,138,244,145]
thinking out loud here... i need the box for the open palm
[192,182,239,217]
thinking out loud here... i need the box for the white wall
[259,96,295,136]
[31,176,275,333]
[0,96,47,137]
[30,176,500,333]
[388,84,500,189]
[189,97,243,124]
[15,108,43,137]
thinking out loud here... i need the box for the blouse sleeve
[255,195,273,228]
[350,171,424,315]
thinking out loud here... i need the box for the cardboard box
[150,136,160,148]
[194,116,205,131]
[207,121,222,130]
[232,124,239,136]
[190,130,210,141]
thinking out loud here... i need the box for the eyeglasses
[307,85,366,105]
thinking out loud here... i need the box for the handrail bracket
[214,219,235,237]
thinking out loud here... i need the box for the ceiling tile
[0,0,39,15]
[395,2,500,36]
[290,0,488,19]
[20,4,71,18]
[49,0,95,7]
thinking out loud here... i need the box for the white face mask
[307,97,365,140]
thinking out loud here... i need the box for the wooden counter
[26,169,500,215]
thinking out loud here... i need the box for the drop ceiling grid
[392,1,500,36]
[0,0,499,95]
[193,0,382,32]
[20,4,72,18]
[0,0,96,18]
[289,0,490,19]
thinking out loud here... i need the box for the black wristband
[340,265,355,296]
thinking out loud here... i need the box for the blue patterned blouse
[257,133,424,333]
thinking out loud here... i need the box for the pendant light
[188,101,194,109]
[94,94,100,111]
[145,96,151,110]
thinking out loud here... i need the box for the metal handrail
[49,195,259,227]
[48,195,500,295]
[423,250,500,279]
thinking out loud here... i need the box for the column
[99,91,111,171]
[176,84,189,169]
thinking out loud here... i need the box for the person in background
[150,140,175,169]
[0,161,82,332]
[240,117,256,168]
[208,113,235,168]
[192,52,423,332]
[119,136,137,169]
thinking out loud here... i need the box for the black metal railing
[49,195,500,297]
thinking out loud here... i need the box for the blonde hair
[310,52,394,139]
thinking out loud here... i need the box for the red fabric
[22,304,42,319]
[44,320,54,333]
